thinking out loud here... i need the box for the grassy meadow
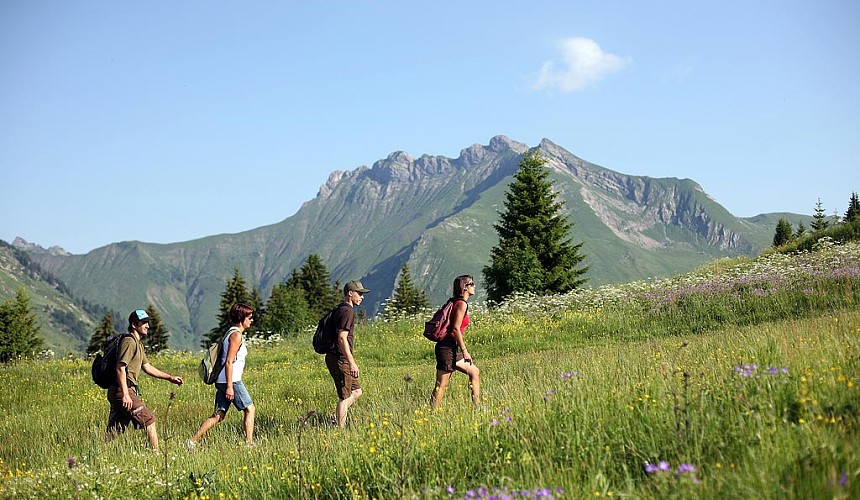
[1,240,859,499]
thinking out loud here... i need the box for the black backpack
[312,304,347,354]
[91,333,133,389]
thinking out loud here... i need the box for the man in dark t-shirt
[324,280,369,428]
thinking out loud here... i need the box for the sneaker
[186,439,197,449]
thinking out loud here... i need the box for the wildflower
[676,463,697,474]
[446,485,456,495]
[839,472,848,487]
[169,391,176,400]
[67,457,77,469]
[490,419,500,426]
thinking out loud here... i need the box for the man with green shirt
[106,309,183,452]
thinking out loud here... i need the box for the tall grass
[1,242,858,498]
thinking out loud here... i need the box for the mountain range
[7,136,808,351]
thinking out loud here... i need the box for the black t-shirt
[328,303,355,361]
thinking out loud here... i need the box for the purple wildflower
[658,460,671,471]
[490,419,500,426]
[447,485,456,495]
[839,471,848,487]
[676,463,697,474]
[67,456,77,469]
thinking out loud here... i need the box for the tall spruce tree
[483,151,588,303]
[0,289,43,363]
[285,254,340,319]
[383,263,429,318]
[142,305,169,354]
[202,268,251,347]
[844,192,860,223]
[260,283,312,336]
[87,311,117,355]
[773,218,794,247]
[811,198,829,231]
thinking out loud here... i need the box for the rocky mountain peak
[11,237,70,256]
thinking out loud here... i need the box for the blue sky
[2,1,858,254]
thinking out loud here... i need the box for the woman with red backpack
[429,275,481,409]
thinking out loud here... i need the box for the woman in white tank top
[188,303,257,447]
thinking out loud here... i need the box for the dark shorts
[435,339,464,372]
[214,381,254,413]
[325,352,361,400]
[106,386,156,432]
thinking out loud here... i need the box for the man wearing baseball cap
[105,309,183,452]
[324,280,369,427]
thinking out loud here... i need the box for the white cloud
[533,37,630,93]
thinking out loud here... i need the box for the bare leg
[243,404,256,444]
[431,370,453,410]
[190,411,226,443]
[145,422,159,452]
[455,360,481,406]
[336,388,363,428]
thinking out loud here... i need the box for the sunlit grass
[1,241,859,498]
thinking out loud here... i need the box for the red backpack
[423,298,465,341]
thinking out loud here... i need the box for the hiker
[430,275,481,409]
[325,280,369,427]
[188,303,256,447]
[106,309,183,452]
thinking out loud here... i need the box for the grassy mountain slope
[23,136,811,350]
[0,241,99,354]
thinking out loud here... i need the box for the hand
[170,375,183,386]
[122,394,133,410]
[226,386,234,401]
[349,362,360,378]
[462,349,472,364]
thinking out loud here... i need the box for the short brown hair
[229,303,254,324]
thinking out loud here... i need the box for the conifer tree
[202,268,251,347]
[483,151,588,303]
[142,305,169,354]
[260,283,312,336]
[383,263,429,318]
[773,218,794,247]
[794,221,806,239]
[285,255,340,319]
[811,199,829,231]
[844,192,860,223]
[0,289,44,362]
[87,311,116,355]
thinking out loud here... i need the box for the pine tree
[483,151,588,303]
[248,285,265,329]
[844,192,860,223]
[0,289,44,362]
[142,305,169,354]
[202,268,251,347]
[794,221,806,239]
[260,283,312,336]
[285,255,341,319]
[383,263,430,319]
[87,312,116,355]
[773,218,794,247]
[811,199,829,231]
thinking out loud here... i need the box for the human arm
[222,330,243,400]
[115,363,134,410]
[449,301,471,363]
[337,329,359,377]
[142,362,183,386]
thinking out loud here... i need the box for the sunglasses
[465,282,475,287]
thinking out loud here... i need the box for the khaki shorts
[325,352,361,400]
[106,386,156,432]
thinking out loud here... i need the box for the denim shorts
[214,381,253,413]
